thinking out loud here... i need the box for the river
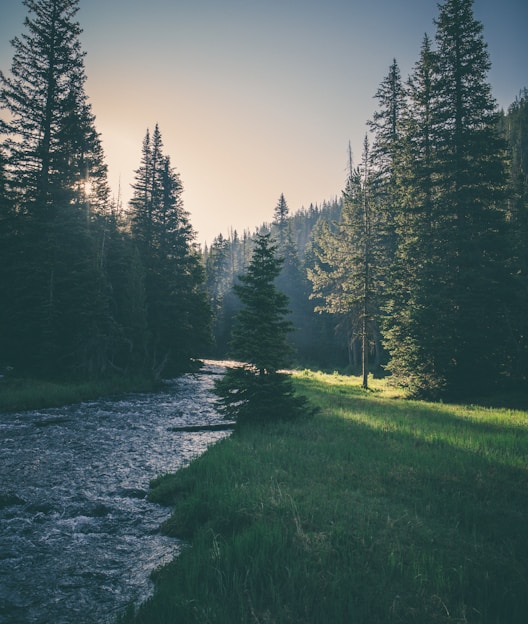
[0,361,231,624]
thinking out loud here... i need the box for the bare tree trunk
[361,308,368,389]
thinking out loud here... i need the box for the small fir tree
[214,233,308,424]
[273,193,289,246]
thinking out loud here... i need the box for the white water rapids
[0,362,231,623]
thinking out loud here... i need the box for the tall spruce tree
[501,91,528,383]
[214,233,308,424]
[368,59,405,270]
[0,0,116,376]
[429,0,510,397]
[385,0,511,398]
[129,125,210,375]
[383,34,441,395]
[368,59,405,184]
[308,137,383,387]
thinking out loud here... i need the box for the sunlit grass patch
[294,369,528,468]
[296,367,406,398]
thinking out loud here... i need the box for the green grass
[0,375,160,412]
[121,370,528,623]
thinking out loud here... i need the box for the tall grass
[0,376,159,412]
[121,370,528,623]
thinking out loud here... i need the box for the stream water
[0,362,230,624]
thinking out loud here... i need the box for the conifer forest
[1,0,527,402]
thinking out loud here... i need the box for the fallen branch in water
[168,423,235,433]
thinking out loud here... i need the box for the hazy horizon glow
[1,0,527,244]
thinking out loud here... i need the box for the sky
[1,0,527,245]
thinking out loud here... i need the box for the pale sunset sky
[1,0,527,244]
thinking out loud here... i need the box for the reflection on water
[0,362,230,624]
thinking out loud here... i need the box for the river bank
[0,375,162,413]
[121,369,528,624]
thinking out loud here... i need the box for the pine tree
[129,125,211,375]
[368,59,405,270]
[1,0,87,210]
[383,34,441,395]
[368,59,405,184]
[308,137,383,387]
[273,193,289,246]
[214,233,308,424]
[0,0,116,376]
[501,90,528,383]
[429,0,510,397]
[384,0,511,398]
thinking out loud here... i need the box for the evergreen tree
[1,0,83,209]
[385,0,511,398]
[383,34,441,395]
[269,194,313,363]
[275,223,309,347]
[214,233,308,424]
[368,59,405,269]
[129,125,210,375]
[430,0,510,397]
[204,233,242,357]
[302,215,350,368]
[501,90,528,383]
[104,206,150,373]
[273,192,289,246]
[368,59,405,184]
[203,199,346,369]
[205,234,231,314]
[308,137,383,387]
[0,0,117,376]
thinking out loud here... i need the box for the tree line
[0,0,209,379]
[204,0,528,401]
[1,0,526,402]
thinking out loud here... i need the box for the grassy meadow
[119,370,528,623]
